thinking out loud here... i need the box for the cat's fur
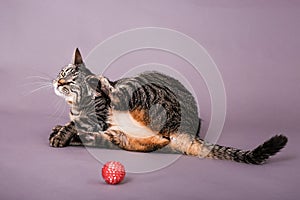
[49,48,288,164]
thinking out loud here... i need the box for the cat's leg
[103,128,170,152]
[50,123,120,149]
[74,132,120,150]
[69,133,83,146]
[49,122,77,147]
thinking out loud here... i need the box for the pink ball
[102,161,126,185]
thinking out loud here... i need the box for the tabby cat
[49,48,288,164]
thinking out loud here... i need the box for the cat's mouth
[53,77,79,105]
[54,86,74,105]
[61,87,70,95]
[53,81,73,100]
[53,83,64,97]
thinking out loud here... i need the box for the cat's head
[53,48,93,104]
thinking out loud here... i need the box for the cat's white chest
[109,110,156,138]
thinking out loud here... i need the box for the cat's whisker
[20,81,53,88]
[51,99,64,118]
[24,85,53,96]
[57,100,67,120]
[25,75,53,81]
[27,69,54,80]
[19,74,53,95]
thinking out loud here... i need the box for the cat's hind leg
[104,128,170,152]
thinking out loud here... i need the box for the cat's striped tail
[165,134,288,164]
[199,134,288,164]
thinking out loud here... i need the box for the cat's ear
[72,48,83,65]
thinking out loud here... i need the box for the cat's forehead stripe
[62,64,76,74]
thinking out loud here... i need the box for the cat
[49,48,288,164]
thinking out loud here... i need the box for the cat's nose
[57,79,66,86]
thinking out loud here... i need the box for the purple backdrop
[1,0,299,200]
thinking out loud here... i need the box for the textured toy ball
[102,161,126,185]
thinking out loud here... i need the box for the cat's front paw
[49,126,69,147]
[52,125,63,133]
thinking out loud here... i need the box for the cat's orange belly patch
[110,109,156,138]
[129,108,149,126]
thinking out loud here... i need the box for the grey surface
[1,0,299,199]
